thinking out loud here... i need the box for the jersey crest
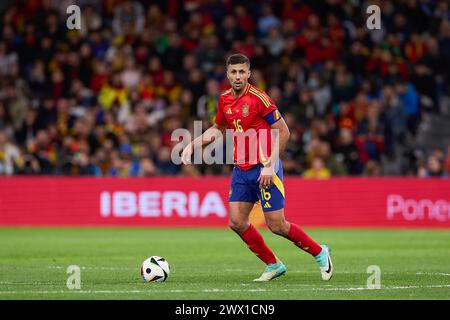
[242,104,249,117]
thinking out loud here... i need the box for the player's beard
[233,81,246,95]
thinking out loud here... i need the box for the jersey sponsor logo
[226,107,232,114]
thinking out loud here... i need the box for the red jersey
[215,84,280,170]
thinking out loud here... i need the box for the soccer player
[181,54,333,281]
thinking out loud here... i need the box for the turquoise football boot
[315,244,333,281]
[253,260,286,282]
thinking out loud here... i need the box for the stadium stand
[0,0,449,177]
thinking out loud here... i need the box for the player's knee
[228,218,249,234]
[267,220,289,236]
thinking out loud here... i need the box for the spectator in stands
[62,151,101,176]
[0,130,20,176]
[418,154,449,177]
[154,146,180,175]
[257,4,281,37]
[317,141,347,176]
[363,160,382,177]
[334,128,362,175]
[356,123,385,164]
[395,80,421,136]
[197,79,219,122]
[262,26,284,57]
[0,102,11,133]
[445,145,450,175]
[139,158,157,177]
[379,84,406,156]
[80,4,103,37]
[303,157,331,179]
[291,88,318,125]
[112,0,145,37]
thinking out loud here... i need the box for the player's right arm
[181,96,228,165]
[181,123,227,164]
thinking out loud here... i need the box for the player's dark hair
[226,54,250,69]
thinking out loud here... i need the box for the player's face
[227,63,251,93]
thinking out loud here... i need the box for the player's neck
[232,83,250,99]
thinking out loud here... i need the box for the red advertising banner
[0,177,449,228]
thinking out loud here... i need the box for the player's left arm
[270,116,290,157]
[258,111,290,189]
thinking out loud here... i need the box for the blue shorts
[229,159,285,212]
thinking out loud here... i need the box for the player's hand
[181,144,193,165]
[258,166,274,189]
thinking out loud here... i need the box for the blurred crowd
[0,0,449,178]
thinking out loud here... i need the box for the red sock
[287,223,322,256]
[240,224,277,265]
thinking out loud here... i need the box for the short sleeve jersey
[215,84,281,170]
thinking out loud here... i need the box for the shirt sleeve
[254,91,279,121]
[214,96,227,127]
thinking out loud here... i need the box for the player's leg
[228,201,253,234]
[264,209,321,255]
[258,160,333,280]
[263,209,333,281]
[229,166,284,281]
[229,201,276,265]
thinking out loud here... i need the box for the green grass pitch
[0,227,449,300]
